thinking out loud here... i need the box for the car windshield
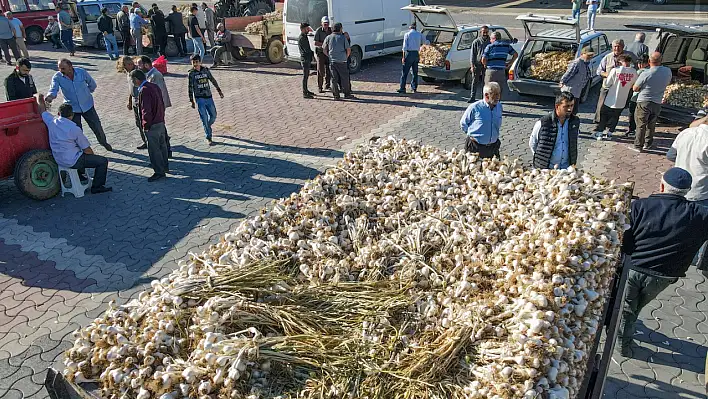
[422,29,456,44]
[27,0,54,11]
[286,0,328,26]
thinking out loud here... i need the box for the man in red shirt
[130,69,168,182]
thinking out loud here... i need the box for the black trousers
[470,65,485,101]
[121,29,131,55]
[146,122,169,175]
[173,33,187,55]
[465,137,501,159]
[71,153,108,189]
[628,101,637,132]
[71,107,109,146]
[0,37,19,63]
[153,34,167,56]
[330,62,351,98]
[47,33,61,48]
[301,61,311,94]
[596,104,623,132]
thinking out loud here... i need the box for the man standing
[586,0,598,30]
[202,3,215,48]
[619,167,708,356]
[313,16,332,93]
[120,56,147,150]
[167,5,188,57]
[626,32,649,61]
[130,8,149,56]
[6,12,28,59]
[131,69,169,182]
[188,54,223,144]
[398,22,427,94]
[46,59,113,152]
[5,58,36,101]
[481,31,517,100]
[593,54,637,140]
[322,22,353,100]
[139,55,172,157]
[468,25,490,103]
[571,0,582,20]
[189,6,206,59]
[298,23,315,99]
[56,4,75,56]
[98,8,119,60]
[632,52,672,152]
[211,23,232,67]
[0,11,20,65]
[460,82,503,159]
[45,16,61,49]
[117,5,132,56]
[560,47,594,115]
[529,91,580,169]
[627,54,649,136]
[42,101,112,194]
[150,4,167,57]
[594,39,635,123]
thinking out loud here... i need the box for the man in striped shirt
[481,31,517,100]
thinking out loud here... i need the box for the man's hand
[45,95,54,103]
[402,56,405,65]
[218,90,224,99]
[127,102,132,110]
[190,101,195,109]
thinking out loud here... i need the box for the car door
[78,3,101,45]
[452,30,476,71]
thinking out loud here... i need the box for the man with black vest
[529,91,580,169]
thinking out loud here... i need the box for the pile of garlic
[420,44,451,67]
[663,80,708,109]
[529,51,575,82]
[244,10,283,35]
[64,137,632,399]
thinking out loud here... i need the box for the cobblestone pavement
[1,43,706,399]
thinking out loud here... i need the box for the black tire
[25,26,44,45]
[165,38,179,57]
[265,38,284,63]
[653,0,667,4]
[462,69,472,90]
[95,33,106,50]
[244,0,272,16]
[13,149,60,201]
[422,76,436,83]
[348,46,362,74]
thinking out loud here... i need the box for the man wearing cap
[397,22,427,94]
[559,46,594,115]
[313,16,332,93]
[322,22,353,100]
[298,22,315,99]
[468,25,490,103]
[619,167,708,357]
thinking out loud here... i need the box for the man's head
[58,58,73,75]
[490,31,501,43]
[618,54,632,67]
[191,54,202,68]
[409,22,416,30]
[611,39,625,56]
[300,22,309,33]
[138,55,152,72]
[649,51,662,66]
[635,32,645,43]
[16,58,31,77]
[122,5,129,12]
[48,15,54,22]
[321,16,329,28]
[554,91,575,120]
[580,46,595,61]
[120,55,135,72]
[201,2,207,9]
[171,5,177,12]
[151,3,158,10]
[660,167,692,196]
[637,53,649,69]
[5,11,13,19]
[190,6,198,14]
[133,2,140,8]
[101,7,108,15]
[130,69,147,87]
[483,82,501,106]
[58,103,74,119]
[55,4,61,11]
[480,25,489,39]
[217,22,224,32]
[333,22,342,33]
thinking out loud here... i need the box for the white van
[283,0,426,73]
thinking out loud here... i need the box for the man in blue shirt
[481,31,517,100]
[460,82,503,159]
[130,8,149,55]
[46,59,113,151]
[397,22,428,94]
[529,91,580,169]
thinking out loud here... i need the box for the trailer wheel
[13,150,60,201]
[95,33,106,50]
[25,26,44,45]
[462,69,472,90]
[244,0,272,16]
[266,38,284,64]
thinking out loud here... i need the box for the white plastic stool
[58,166,92,198]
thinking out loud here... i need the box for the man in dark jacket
[5,58,36,101]
[150,4,167,57]
[467,25,490,103]
[131,69,168,181]
[167,5,187,57]
[188,54,223,144]
[619,167,708,356]
[298,23,315,99]
[529,91,579,169]
[98,8,119,60]
[313,16,332,93]
[116,5,131,56]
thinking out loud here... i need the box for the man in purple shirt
[40,99,112,194]
[131,68,168,182]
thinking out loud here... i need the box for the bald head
[58,58,73,76]
[649,52,662,66]
[635,32,645,43]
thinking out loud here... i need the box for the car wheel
[265,38,284,64]
[462,69,472,90]
[244,0,272,16]
[348,46,362,74]
[653,0,667,4]
[13,149,60,201]
[95,33,106,50]
[25,27,44,45]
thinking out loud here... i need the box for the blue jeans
[104,33,119,58]
[399,51,420,92]
[196,97,217,139]
[192,37,205,59]
[60,29,74,53]
[587,5,597,30]
[572,7,581,20]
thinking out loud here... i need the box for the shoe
[643,143,655,151]
[307,90,316,96]
[79,174,89,184]
[325,85,331,91]
[90,186,113,194]
[208,140,216,146]
[6,61,12,66]
[593,131,603,141]
[70,52,75,56]
[137,143,148,150]
[628,145,642,153]
[604,132,612,140]
[412,89,417,93]
[103,143,113,151]
[626,130,636,136]
[303,93,314,99]
[147,173,166,182]
[207,137,213,144]
[333,96,341,101]
[396,89,406,94]
[319,88,325,93]
[344,94,355,99]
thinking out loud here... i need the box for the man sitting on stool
[40,97,112,194]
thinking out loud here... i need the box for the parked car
[283,0,426,74]
[0,0,56,44]
[64,0,123,49]
[625,22,708,124]
[507,14,611,103]
[403,5,517,90]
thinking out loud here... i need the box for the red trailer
[0,97,60,200]
[0,0,57,44]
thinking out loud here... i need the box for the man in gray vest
[529,91,580,169]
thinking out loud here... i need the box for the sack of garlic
[63,137,632,399]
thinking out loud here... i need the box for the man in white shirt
[593,54,637,140]
[40,100,112,194]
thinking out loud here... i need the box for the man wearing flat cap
[619,167,708,356]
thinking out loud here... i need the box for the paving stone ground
[0,42,705,399]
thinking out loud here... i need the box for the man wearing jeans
[98,7,119,60]
[42,101,112,194]
[46,59,113,152]
[56,4,74,56]
[619,167,708,356]
[397,22,427,94]
[631,52,672,152]
[189,6,206,59]
[188,54,223,144]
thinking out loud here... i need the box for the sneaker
[604,131,612,140]
[206,137,213,144]
[626,130,636,137]
[319,88,325,93]
[396,89,406,94]
[325,85,331,91]
[307,90,315,96]
[412,89,417,93]
[103,143,113,152]
[593,131,603,141]
[90,186,113,194]
[643,143,655,151]
[208,140,216,146]
[333,96,341,101]
[137,143,148,150]
[344,94,356,99]
[303,93,314,99]
[147,173,166,182]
